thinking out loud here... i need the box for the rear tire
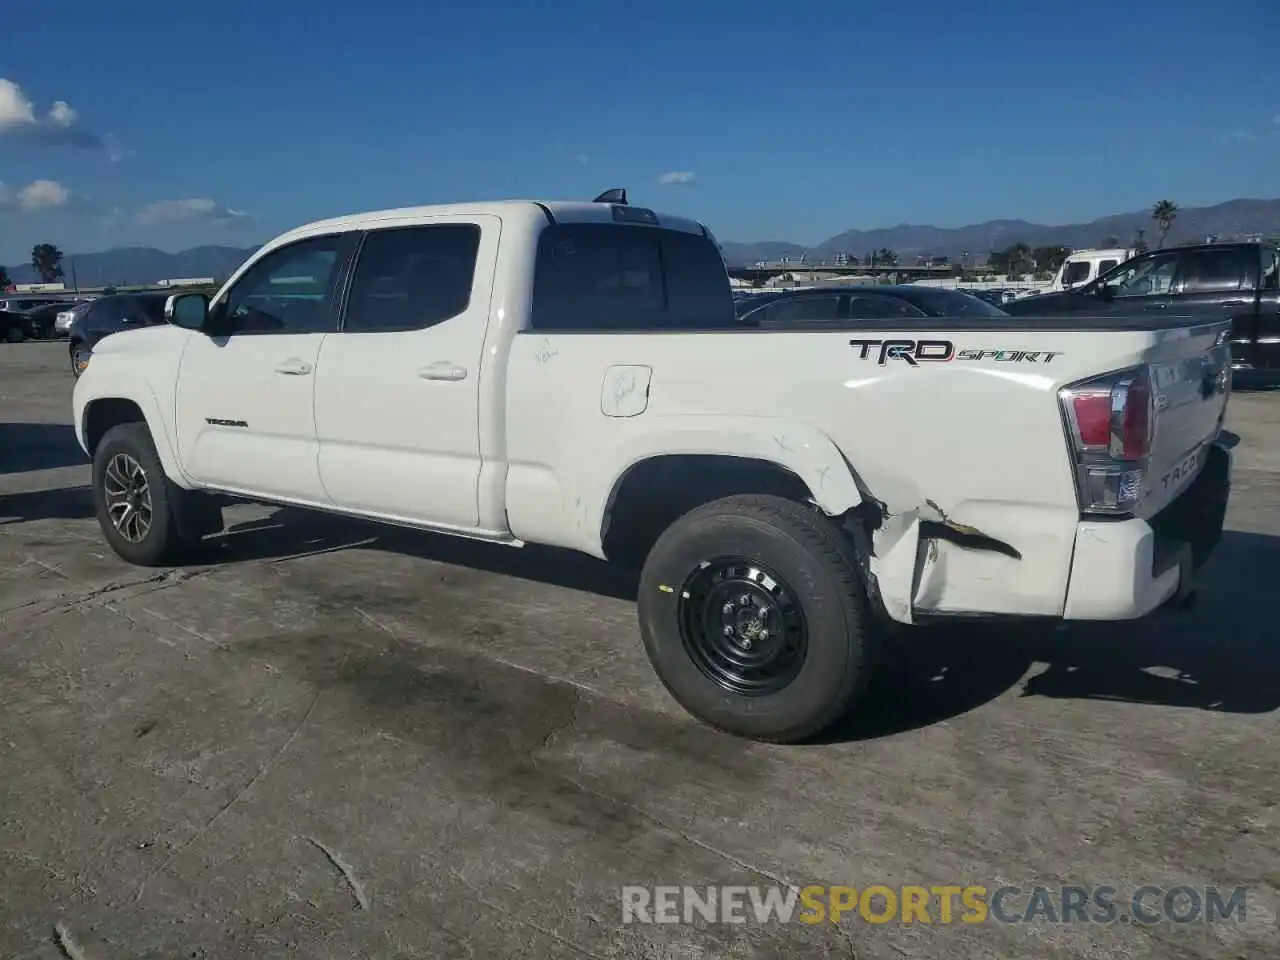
[92,423,211,566]
[636,494,875,743]
[4,323,24,343]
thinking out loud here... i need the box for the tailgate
[1140,321,1231,517]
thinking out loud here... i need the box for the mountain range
[721,198,1280,265]
[5,199,1280,284]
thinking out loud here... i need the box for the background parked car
[68,292,169,376]
[734,285,1009,326]
[0,309,38,343]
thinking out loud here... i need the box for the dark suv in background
[1003,241,1280,372]
[67,292,170,376]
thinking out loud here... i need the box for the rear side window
[344,225,480,332]
[530,224,734,331]
[1179,249,1246,293]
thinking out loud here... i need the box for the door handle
[1143,301,1170,310]
[1221,300,1247,308]
[418,362,468,381]
[274,360,313,375]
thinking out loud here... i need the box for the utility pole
[70,258,79,294]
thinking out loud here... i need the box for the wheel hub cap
[678,559,808,696]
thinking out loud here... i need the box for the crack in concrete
[132,680,328,904]
[2,568,209,619]
[446,868,607,959]
[303,836,369,910]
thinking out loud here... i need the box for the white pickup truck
[71,190,1234,743]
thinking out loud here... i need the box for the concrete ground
[1,340,1278,960]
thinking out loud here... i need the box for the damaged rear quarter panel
[505,328,1115,621]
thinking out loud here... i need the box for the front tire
[70,340,91,377]
[92,423,196,566]
[637,494,875,743]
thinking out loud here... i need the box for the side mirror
[165,293,209,330]
[1092,283,1114,300]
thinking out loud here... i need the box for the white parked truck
[72,190,1234,742]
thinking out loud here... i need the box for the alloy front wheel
[103,452,154,543]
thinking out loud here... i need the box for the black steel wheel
[638,494,877,743]
[678,557,808,696]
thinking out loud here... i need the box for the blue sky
[2,0,1278,263]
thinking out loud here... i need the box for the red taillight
[1059,366,1154,515]
[1070,389,1113,448]
[1121,375,1151,460]
[1062,369,1152,461]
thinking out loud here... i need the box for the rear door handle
[1221,300,1248,308]
[418,362,468,381]
[274,360,313,376]
[1143,301,1170,310]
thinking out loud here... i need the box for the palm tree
[30,243,65,283]
[1151,201,1178,248]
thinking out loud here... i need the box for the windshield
[1062,261,1091,286]
[898,288,1008,317]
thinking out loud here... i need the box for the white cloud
[47,100,77,127]
[17,179,71,212]
[657,171,695,186]
[136,198,250,226]
[0,77,106,151]
[0,178,78,215]
[0,79,37,127]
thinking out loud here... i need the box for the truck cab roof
[272,199,708,251]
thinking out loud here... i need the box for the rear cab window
[530,223,735,330]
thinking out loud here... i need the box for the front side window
[344,224,481,332]
[1099,253,1179,298]
[897,289,1005,318]
[530,224,734,330]
[218,234,355,334]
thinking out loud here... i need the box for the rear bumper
[1062,442,1231,620]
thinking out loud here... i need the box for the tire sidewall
[638,510,865,740]
[70,342,90,377]
[92,425,178,566]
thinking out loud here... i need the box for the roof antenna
[592,188,627,205]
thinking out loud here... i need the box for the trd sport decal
[205,418,249,428]
[849,339,1063,366]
